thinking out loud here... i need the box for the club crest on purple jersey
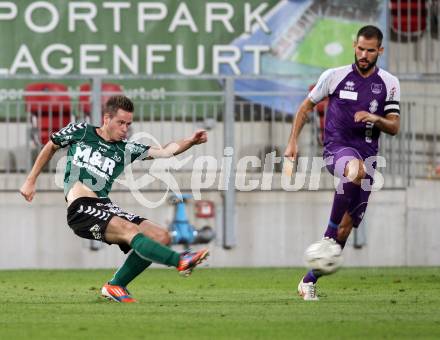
[371,83,382,94]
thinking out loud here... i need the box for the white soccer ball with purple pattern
[304,238,343,274]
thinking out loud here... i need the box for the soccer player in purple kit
[284,26,401,300]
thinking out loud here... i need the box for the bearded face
[353,36,383,75]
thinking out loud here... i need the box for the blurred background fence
[0,76,438,190]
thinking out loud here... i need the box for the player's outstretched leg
[128,233,209,275]
[176,248,210,277]
[101,247,209,303]
[105,218,209,277]
[297,156,364,301]
[101,217,210,302]
[102,250,152,303]
[298,215,353,301]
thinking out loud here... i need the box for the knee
[139,221,171,245]
[105,217,141,245]
[119,221,139,240]
[345,160,366,184]
[156,230,171,245]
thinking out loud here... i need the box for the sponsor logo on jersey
[98,141,110,148]
[369,99,378,113]
[125,143,145,154]
[365,122,374,143]
[58,135,72,146]
[73,145,116,178]
[371,83,382,94]
[339,90,358,100]
[344,81,355,91]
[111,152,122,162]
[389,86,397,100]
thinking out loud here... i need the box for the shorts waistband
[68,197,112,212]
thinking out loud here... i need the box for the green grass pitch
[0,268,439,339]
[292,18,363,69]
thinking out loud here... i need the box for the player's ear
[102,112,111,125]
[378,46,384,56]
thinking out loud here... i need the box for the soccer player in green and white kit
[20,95,209,303]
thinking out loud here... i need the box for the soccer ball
[304,238,343,274]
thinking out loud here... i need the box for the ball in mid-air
[304,238,343,274]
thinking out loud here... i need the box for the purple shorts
[324,145,374,227]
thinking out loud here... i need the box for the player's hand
[283,142,298,161]
[189,129,208,145]
[354,111,380,124]
[283,142,298,177]
[20,179,36,202]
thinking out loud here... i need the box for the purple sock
[303,270,323,284]
[330,181,358,223]
[336,238,347,250]
[324,181,359,240]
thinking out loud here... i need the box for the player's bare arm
[20,141,60,202]
[147,129,208,159]
[354,111,400,135]
[284,97,316,160]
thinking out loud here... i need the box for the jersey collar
[352,63,379,79]
[93,126,119,144]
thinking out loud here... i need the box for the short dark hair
[357,25,383,46]
[103,95,134,116]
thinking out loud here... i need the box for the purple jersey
[309,64,400,159]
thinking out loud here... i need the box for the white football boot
[297,279,319,301]
[322,236,338,245]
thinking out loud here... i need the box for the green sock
[130,233,180,267]
[109,250,152,287]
